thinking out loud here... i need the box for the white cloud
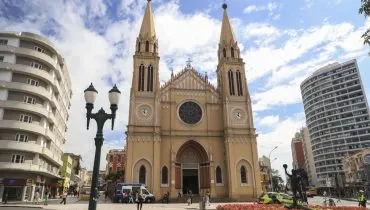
[257,113,306,179]
[244,23,280,39]
[258,115,280,126]
[243,2,278,14]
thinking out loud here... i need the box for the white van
[120,184,155,203]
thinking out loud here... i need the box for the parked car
[306,191,314,197]
[258,192,294,205]
[113,183,155,203]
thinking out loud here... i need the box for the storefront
[3,179,26,201]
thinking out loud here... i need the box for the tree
[359,0,370,45]
[271,169,285,192]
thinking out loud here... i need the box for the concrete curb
[0,205,43,208]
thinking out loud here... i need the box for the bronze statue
[283,164,310,209]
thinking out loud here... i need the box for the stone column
[30,185,35,202]
[22,186,27,201]
[41,184,45,197]
[0,185,4,202]
[152,136,161,198]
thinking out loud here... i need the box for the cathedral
[125,0,262,201]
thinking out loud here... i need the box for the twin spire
[139,0,156,39]
[138,1,238,53]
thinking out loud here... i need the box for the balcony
[0,162,61,178]
[0,62,53,83]
[42,147,62,166]
[0,100,48,118]
[0,140,42,154]
[0,120,45,136]
[0,80,51,101]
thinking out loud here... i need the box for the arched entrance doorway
[175,140,210,194]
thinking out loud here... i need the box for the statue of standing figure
[283,164,308,208]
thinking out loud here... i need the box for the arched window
[240,166,247,184]
[223,48,226,58]
[147,65,153,91]
[228,70,235,96]
[138,42,141,52]
[161,166,168,184]
[236,70,243,96]
[145,41,149,52]
[139,165,146,184]
[216,166,222,184]
[154,43,157,53]
[231,47,234,58]
[138,64,145,91]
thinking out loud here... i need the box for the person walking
[206,191,211,206]
[104,190,108,201]
[3,190,8,204]
[358,190,367,207]
[43,190,49,206]
[34,190,40,204]
[60,191,67,205]
[135,191,143,210]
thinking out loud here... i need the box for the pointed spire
[219,3,236,44]
[139,0,156,39]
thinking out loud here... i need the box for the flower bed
[216,204,364,210]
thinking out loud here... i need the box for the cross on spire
[186,58,192,68]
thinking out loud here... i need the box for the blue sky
[1,0,370,178]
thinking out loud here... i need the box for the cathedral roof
[160,67,217,92]
[139,0,156,39]
[219,4,237,45]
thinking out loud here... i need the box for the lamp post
[84,83,121,210]
[269,146,278,192]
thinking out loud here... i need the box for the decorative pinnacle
[222,3,227,10]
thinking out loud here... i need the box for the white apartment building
[300,59,370,189]
[0,32,72,201]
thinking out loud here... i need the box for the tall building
[291,132,305,169]
[105,149,126,177]
[300,59,370,189]
[0,32,72,201]
[63,153,82,187]
[59,154,72,192]
[302,127,317,186]
[125,1,261,201]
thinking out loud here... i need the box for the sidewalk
[0,196,80,208]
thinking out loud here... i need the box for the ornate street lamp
[84,83,121,210]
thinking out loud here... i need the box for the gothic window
[145,41,149,52]
[223,48,226,58]
[161,166,168,184]
[138,42,141,52]
[231,47,234,58]
[216,166,222,184]
[147,65,153,91]
[228,70,235,96]
[178,101,203,124]
[236,70,243,96]
[138,64,145,91]
[240,166,247,184]
[139,165,146,184]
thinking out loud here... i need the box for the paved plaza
[0,196,365,210]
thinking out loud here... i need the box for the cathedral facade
[125,1,262,201]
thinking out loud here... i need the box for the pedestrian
[128,191,134,203]
[3,190,8,204]
[189,189,193,204]
[135,191,143,210]
[206,191,210,206]
[358,190,367,207]
[43,190,49,206]
[104,190,108,201]
[34,190,40,204]
[60,191,67,205]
